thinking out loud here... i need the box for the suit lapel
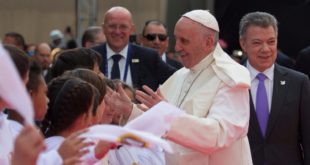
[244,62,264,138]
[129,44,140,89]
[265,64,289,138]
[99,44,107,74]
[166,56,172,65]
[249,91,265,138]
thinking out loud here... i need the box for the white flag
[0,43,34,125]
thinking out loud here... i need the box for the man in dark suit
[140,19,183,70]
[276,50,295,69]
[239,11,310,165]
[93,7,176,91]
[93,6,175,90]
[295,46,310,78]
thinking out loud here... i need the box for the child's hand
[12,125,45,165]
[94,140,117,159]
[58,129,93,161]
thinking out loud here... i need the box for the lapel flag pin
[132,59,139,63]
[280,81,286,85]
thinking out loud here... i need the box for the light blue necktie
[256,73,269,137]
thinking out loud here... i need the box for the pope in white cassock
[107,9,253,165]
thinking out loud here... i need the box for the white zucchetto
[182,10,219,32]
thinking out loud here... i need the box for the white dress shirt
[161,53,167,62]
[247,62,274,112]
[106,44,132,86]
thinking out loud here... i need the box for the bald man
[32,43,52,76]
[92,6,175,91]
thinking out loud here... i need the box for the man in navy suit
[140,20,183,70]
[93,6,175,91]
[239,11,310,165]
[295,46,310,78]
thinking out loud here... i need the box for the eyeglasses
[38,53,50,58]
[144,34,167,41]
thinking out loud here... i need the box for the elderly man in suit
[239,11,310,165]
[140,20,183,70]
[32,43,52,76]
[92,6,175,91]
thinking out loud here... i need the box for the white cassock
[129,44,253,165]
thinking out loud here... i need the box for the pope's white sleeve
[166,83,250,154]
[127,104,144,122]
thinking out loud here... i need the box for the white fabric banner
[0,43,34,125]
[125,101,185,136]
[83,101,185,153]
[82,124,173,153]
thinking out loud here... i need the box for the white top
[108,146,165,165]
[106,44,132,86]
[44,136,65,151]
[37,150,63,165]
[7,119,23,133]
[0,112,20,165]
[0,112,62,165]
[247,62,274,111]
[44,135,99,164]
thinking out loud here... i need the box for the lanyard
[104,45,132,82]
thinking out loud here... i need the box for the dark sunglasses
[144,34,168,41]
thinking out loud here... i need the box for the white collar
[247,61,274,81]
[106,44,129,59]
[161,53,167,62]
[190,51,214,74]
[0,111,8,128]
